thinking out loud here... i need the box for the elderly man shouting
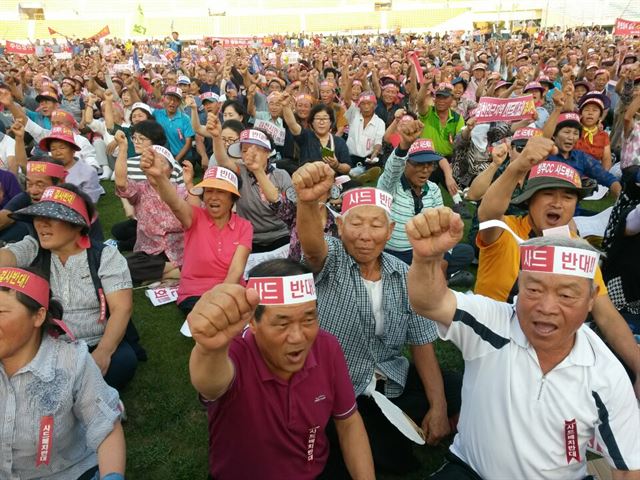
[188,259,374,480]
[406,207,640,479]
[294,162,461,475]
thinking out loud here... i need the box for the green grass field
[97,179,613,479]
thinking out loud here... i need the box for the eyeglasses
[313,116,331,123]
[513,144,526,153]
[132,134,151,144]
[222,136,239,145]
[407,160,436,169]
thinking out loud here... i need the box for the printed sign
[5,41,35,55]
[253,119,286,146]
[145,286,179,306]
[613,18,640,36]
[475,95,536,124]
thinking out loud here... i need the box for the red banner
[614,18,640,36]
[475,95,536,124]
[90,25,110,41]
[5,41,35,55]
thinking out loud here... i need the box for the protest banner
[474,95,536,124]
[145,285,179,306]
[613,18,640,36]
[253,119,286,146]
[5,41,35,55]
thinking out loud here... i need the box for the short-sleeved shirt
[377,148,444,251]
[575,130,610,163]
[178,208,252,303]
[236,165,291,246]
[116,180,186,266]
[0,335,121,480]
[344,104,386,158]
[310,237,438,398]
[152,109,195,157]
[204,328,357,480]
[419,106,465,157]
[439,291,640,480]
[293,129,352,167]
[475,215,607,302]
[5,237,132,346]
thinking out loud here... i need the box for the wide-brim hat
[511,161,595,205]
[39,127,81,152]
[10,200,88,228]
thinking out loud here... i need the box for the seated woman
[0,266,125,480]
[114,126,188,285]
[0,184,138,391]
[38,127,104,204]
[574,93,612,171]
[205,118,293,253]
[140,147,252,316]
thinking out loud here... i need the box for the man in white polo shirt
[343,90,386,182]
[405,206,640,480]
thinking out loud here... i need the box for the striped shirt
[5,236,132,346]
[377,148,443,252]
[0,335,121,480]
[310,237,438,398]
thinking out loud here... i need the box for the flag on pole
[48,27,58,35]
[133,47,141,72]
[132,4,147,36]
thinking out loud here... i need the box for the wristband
[102,473,125,480]
[395,147,409,157]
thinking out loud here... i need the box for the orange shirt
[575,130,609,162]
[475,214,607,302]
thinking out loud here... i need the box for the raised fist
[406,207,464,259]
[292,161,335,203]
[188,284,260,352]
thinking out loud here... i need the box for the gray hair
[521,235,602,254]
[520,235,602,292]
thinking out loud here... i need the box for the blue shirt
[153,109,195,156]
[26,110,52,129]
[547,150,618,188]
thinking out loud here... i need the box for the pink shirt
[205,329,357,480]
[116,180,186,266]
[177,207,252,303]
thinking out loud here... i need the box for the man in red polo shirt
[188,259,374,480]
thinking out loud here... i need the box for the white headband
[479,220,599,279]
[247,273,317,305]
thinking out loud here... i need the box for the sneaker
[118,400,127,422]
[356,167,382,186]
[99,166,113,180]
[349,163,366,178]
[452,201,473,219]
[447,270,475,288]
